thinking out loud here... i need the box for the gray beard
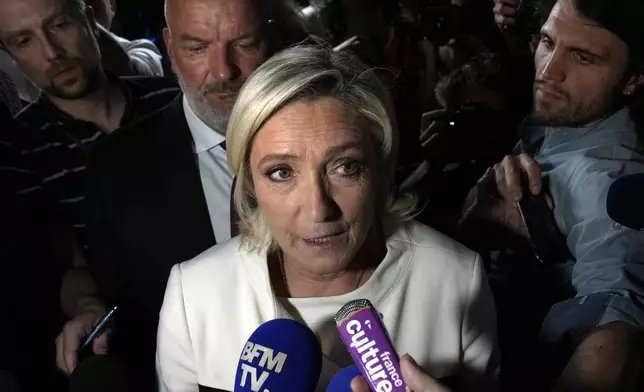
[178,76,229,136]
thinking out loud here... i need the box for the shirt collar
[518,107,632,154]
[38,71,136,126]
[183,95,226,154]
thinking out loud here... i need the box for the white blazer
[156,221,499,392]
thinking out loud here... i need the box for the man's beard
[177,75,246,135]
[42,60,99,100]
[531,80,624,127]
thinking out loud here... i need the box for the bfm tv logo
[238,341,288,392]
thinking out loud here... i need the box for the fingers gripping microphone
[334,299,407,392]
[325,364,362,392]
[234,318,322,392]
[607,173,644,230]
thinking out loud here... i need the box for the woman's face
[249,97,379,275]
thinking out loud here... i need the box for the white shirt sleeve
[156,264,199,392]
[114,35,164,77]
[460,254,501,392]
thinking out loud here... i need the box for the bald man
[55,0,310,389]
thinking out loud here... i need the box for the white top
[156,221,500,392]
[183,97,235,242]
[112,33,164,77]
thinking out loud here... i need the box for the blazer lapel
[146,96,217,258]
[230,176,239,237]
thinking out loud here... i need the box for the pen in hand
[79,305,118,352]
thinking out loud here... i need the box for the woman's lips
[302,232,347,249]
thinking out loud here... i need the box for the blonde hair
[227,44,416,251]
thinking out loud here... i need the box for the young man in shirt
[53,0,310,389]
[0,0,178,250]
[462,0,644,390]
[0,0,178,384]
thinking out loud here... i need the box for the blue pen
[80,305,118,350]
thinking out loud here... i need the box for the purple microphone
[334,299,407,392]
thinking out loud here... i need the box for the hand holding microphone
[349,354,452,392]
[332,299,452,392]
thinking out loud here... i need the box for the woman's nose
[304,176,341,223]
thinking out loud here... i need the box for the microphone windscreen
[234,318,322,392]
[70,355,129,392]
[607,173,644,230]
[334,299,407,392]
[325,365,362,392]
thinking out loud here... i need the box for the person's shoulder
[393,220,478,260]
[390,220,481,275]
[122,75,179,103]
[10,102,55,146]
[172,237,263,298]
[93,95,183,158]
[180,237,258,280]
[13,101,46,127]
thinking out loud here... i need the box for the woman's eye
[267,167,292,182]
[335,160,363,177]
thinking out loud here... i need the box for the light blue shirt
[518,108,644,333]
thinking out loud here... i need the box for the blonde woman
[156,44,499,392]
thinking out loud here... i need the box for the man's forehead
[0,0,66,34]
[545,0,621,56]
[167,0,261,25]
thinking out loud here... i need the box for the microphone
[334,299,407,392]
[69,355,129,392]
[607,173,644,230]
[325,364,362,391]
[234,318,322,392]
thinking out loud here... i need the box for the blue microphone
[325,365,362,392]
[234,318,322,392]
[607,173,644,230]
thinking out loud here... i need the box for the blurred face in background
[249,98,379,276]
[532,0,634,126]
[0,0,102,100]
[164,0,269,134]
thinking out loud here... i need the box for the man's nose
[41,32,65,62]
[208,44,241,82]
[539,49,566,84]
[304,175,341,223]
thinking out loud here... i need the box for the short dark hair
[573,0,644,70]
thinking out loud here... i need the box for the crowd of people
[1,0,643,391]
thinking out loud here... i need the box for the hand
[350,354,452,392]
[493,0,520,30]
[420,109,450,151]
[460,154,543,240]
[494,154,542,201]
[419,109,450,167]
[55,308,110,375]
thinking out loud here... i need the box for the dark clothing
[0,193,68,392]
[0,76,179,252]
[87,96,225,391]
